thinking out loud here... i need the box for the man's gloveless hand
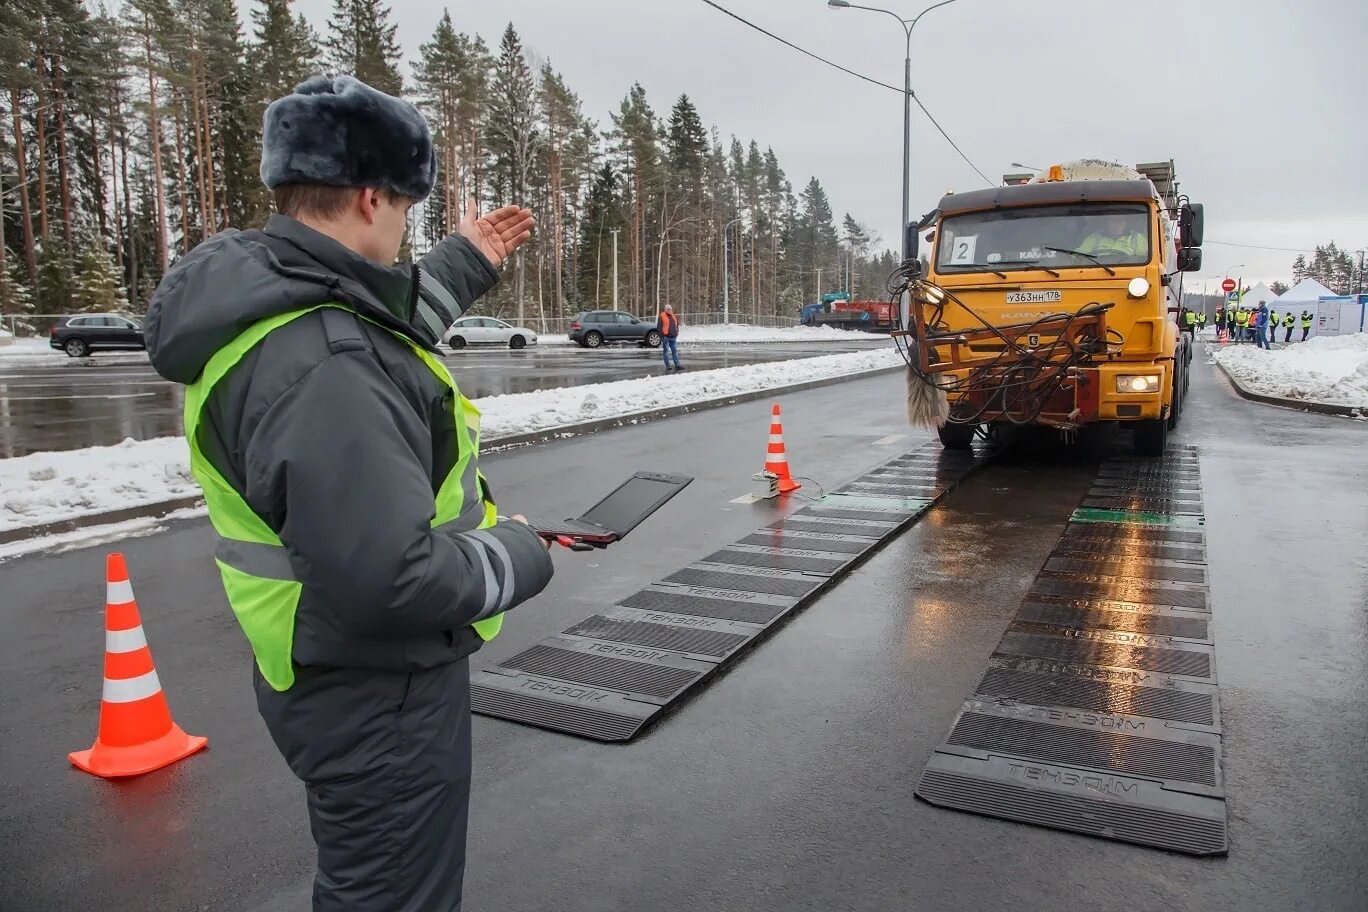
[458,199,534,268]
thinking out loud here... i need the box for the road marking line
[873,434,906,445]
[730,493,763,504]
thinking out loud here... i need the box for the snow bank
[476,346,900,439]
[1213,333,1368,408]
[0,346,901,534]
[0,437,200,533]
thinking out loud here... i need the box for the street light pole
[828,0,960,256]
[722,216,744,324]
[609,227,620,311]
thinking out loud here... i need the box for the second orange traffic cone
[763,403,801,494]
[69,553,207,779]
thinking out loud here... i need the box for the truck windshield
[936,203,1151,274]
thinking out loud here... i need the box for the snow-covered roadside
[1211,333,1368,409]
[0,346,902,541]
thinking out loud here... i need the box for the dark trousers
[662,336,681,368]
[1255,327,1269,349]
[1285,326,1293,342]
[256,660,472,912]
[1302,327,1310,341]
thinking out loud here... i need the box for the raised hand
[458,199,534,268]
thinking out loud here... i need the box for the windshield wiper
[1041,246,1116,276]
[994,259,1061,278]
[947,263,1008,278]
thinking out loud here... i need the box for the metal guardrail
[517,312,801,335]
[2,311,802,340]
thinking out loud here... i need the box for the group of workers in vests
[1181,305,1314,345]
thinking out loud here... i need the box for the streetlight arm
[908,0,960,31]
[839,2,912,35]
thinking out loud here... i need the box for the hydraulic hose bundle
[886,260,1118,429]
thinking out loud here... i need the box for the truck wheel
[938,421,977,450]
[1134,418,1168,457]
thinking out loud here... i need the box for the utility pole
[816,267,823,303]
[609,227,620,311]
[722,217,743,324]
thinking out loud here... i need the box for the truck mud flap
[916,446,1229,855]
[471,443,988,741]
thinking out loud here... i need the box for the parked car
[568,310,661,348]
[49,314,145,358]
[444,316,538,350]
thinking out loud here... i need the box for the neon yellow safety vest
[1301,314,1313,328]
[1184,311,1196,326]
[1079,232,1146,257]
[183,304,503,692]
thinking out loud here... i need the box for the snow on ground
[1212,333,1368,408]
[476,346,900,439]
[540,323,876,345]
[0,346,901,536]
[0,507,206,562]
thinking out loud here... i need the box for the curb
[0,362,903,546]
[1211,357,1364,417]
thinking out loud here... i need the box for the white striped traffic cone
[68,553,207,778]
[763,403,801,494]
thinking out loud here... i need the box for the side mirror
[904,222,919,261]
[1180,202,1205,247]
[1177,247,1203,272]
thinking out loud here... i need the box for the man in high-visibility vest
[1197,310,1207,332]
[1236,307,1250,342]
[145,76,555,912]
[1282,310,1295,343]
[1225,307,1237,341]
[1181,308,1197,337]
[1268,309,1280,346]
[1301,309,1314,341]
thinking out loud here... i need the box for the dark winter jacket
[145,215,554,672]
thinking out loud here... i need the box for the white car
[444,316,538,350]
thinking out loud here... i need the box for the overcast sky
[294,0,1368,287]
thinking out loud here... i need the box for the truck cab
[916,160,1203,455]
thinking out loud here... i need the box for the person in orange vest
[657,304,682,370]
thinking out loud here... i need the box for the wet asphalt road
[0,340,883,457]
[1,344,1365,911]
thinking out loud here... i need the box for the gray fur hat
[260,75,437,201]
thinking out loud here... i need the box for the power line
[697,0,993,187]
[697,0,903,93]
[910,94,993,186]
[1205,240,1319,254]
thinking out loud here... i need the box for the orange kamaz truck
[901,159,1204,456]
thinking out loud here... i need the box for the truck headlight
[1127,277,1150,298]
[1116,374,1160,393]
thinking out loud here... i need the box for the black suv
[568,311,661,348]
[50,314,146,357]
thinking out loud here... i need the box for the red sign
[1221,278,1236,293]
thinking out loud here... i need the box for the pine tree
[251,0,322,101]
[35,237,76,312]
[0,250,36,325]
[325,0,403,95]
[1270,281,1290,296]
[1291,254,1307,284]
[72,233,129,312]
[610,84,660,313]
[485,24,538,322]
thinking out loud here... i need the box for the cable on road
[697,0,994,187]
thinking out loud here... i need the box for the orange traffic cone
[69,553,207,778]
[763,403,801,494]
